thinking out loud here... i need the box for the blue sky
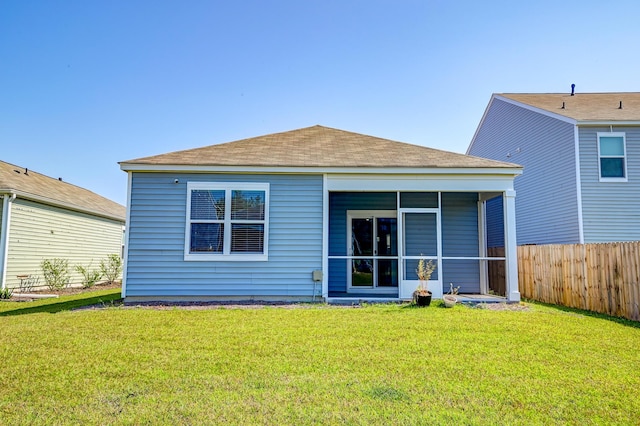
[2,1,639,205]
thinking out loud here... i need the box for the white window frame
[185,182,269,261]
[597,132,627,182]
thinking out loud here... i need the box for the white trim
[120,163,522,176]
[436,192,443,298]
[468,95,498,154]
[184,182,270,261]
[396,193,404,296]
[492,95,578,125]
[597,132,628,182]
[329,255,504,261]
[478,200,488,294]
[503,190,520,302]
[573,127,585,244]
[0,193,16,290]
[578,120,640,126]
[0,189,124,222]
[322,174,329,299]
[121,173,132,298]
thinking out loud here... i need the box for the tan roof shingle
[122,125,519,169]
[0,160,125,221]
[500,92,640,121]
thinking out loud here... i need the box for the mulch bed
[469,302,531,311]
[6,283,532,312]
[9,281,122,302]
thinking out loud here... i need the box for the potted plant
[413,258,436,307]
[443,283,460,308]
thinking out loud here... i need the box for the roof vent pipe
[571,84,575,96]
[619,101,623,109]
[561,101,565,109]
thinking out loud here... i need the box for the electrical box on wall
[312,270,323,282]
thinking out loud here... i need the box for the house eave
[0,188,125,223]
[119,163,522,177]
[576,120,640,126]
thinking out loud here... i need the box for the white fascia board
[577,121,640,126]
[467,94,498,155]
[492,95,578,125]
[4,190,125,223]
[120,163,522,177]
[326,174,517,192]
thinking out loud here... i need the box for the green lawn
[1,290,639,425]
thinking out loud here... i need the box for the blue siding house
[120,125,522,303]
[468,92,640,246]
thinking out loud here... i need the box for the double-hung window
[597,132,627,181]
[185,182,269,261]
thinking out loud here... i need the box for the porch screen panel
[442,259,481,293]
[404,213,437,256]
[400,192,438,208]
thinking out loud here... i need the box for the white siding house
[0,160,126,290]
[468,92,640,245]
[120,125,522,303]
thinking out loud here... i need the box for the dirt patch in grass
[469,302,531,311]
[10,281,121,302]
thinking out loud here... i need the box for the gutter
[119,163,523,176]
[0,193,16,290]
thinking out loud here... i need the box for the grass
[1,291,639,424]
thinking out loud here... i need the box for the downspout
[0,193,16,290]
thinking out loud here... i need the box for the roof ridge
[120,126,522,170]
[1,159,103,195]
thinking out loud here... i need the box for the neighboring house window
[597,132,627,181]
[185,182,269,261]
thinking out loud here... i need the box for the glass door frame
[346,210,398,294]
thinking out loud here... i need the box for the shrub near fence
[518,242,640,321]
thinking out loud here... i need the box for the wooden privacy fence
[518,242,640,321]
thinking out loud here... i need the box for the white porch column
[477,200,488,295]
[321,175,329,299]
[503,190,520,302]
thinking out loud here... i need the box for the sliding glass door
[347,211,398,293]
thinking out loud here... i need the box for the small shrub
[100,254,122,285]
[75,264,103,288]
[0,287,13,299]
[41,258,70,291]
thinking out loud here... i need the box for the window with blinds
[185,182,269,261]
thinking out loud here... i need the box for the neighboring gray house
[468,92,640,246]
[0,160,126,290]
[120,125,522,303]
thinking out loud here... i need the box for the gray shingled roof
[500,92,640,121]
[0,160,125,221]
[122,125,520,169]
